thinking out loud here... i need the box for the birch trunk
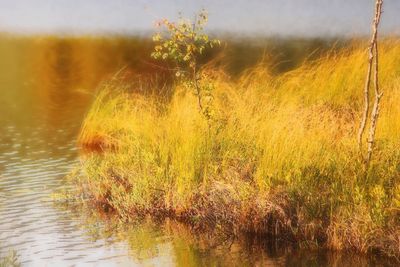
[358,0,383,165]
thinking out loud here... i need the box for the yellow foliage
[75,40,400,258]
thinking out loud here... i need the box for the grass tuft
[74,40,400,259]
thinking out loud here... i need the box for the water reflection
[0,35,142,266]
[61,205,396,267]
[0,34,395,266]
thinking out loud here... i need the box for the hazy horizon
[0,0,399,37]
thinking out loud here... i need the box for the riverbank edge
[67,41,400,262]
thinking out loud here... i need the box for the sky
[0,0,399,37]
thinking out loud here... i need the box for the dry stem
[358,0,384,165]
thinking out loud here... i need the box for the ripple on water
[0,120,139,266]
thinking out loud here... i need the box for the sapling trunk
[366,3,384,163]
[358,0,384,165]
[192,64,204,112]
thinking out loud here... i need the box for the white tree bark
[358,0,383,165]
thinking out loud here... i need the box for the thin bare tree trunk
[358,0,383,164]
[366,1,384,163]
[357,41,373,151]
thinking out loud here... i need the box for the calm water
[0,36,396,266]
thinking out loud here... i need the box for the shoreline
[70,40,400,262]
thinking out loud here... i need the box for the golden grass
[0,250,19,267]
[75,40,400,259]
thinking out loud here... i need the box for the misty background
[0,0,399,37]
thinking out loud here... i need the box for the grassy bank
[73,40,400,259]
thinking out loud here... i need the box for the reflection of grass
[55,205,397,267]
[0,250,19,267]
[73,40,400,259]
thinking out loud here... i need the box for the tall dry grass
[75,40,400,258]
